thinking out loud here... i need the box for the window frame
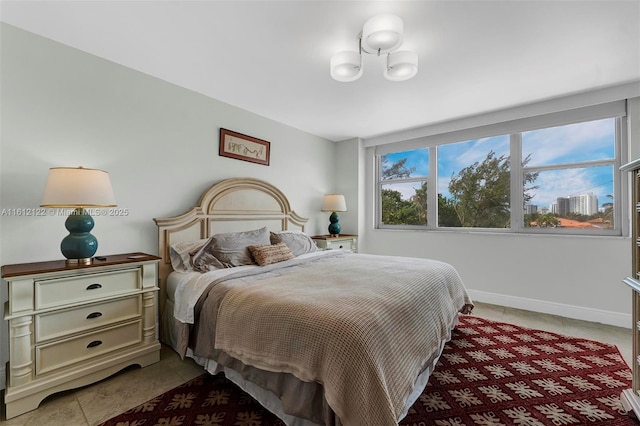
[377,158,430,230]
[375,114,627,236]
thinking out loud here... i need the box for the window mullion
[511,133,523,232]
[524,158,615,174]
[616,116,628,237]
[428,146,437,229]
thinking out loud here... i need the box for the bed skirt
[161,298,453,426]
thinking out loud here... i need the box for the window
[437,135,510,228]
[376,114,623,236]
[521,119,616,232]
[379,148,429,227]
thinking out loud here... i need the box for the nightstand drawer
[35,320,142,375]
[35,295,142,342]
[324,239,356,251]
[311,235,358,252]
[35,268,140,309]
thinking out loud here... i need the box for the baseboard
[467,289,631,329]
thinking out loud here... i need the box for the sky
[382,118,616,211]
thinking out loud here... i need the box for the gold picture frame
[219,128,270,166]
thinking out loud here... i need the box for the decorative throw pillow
[269,232,283,244]
[248,242,295,266]
[270,230,318,256]
[191,227,270,271]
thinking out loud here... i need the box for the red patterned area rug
[99,316,635,426]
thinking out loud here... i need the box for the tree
[522,154,539,206]
[381,188,423,225]
[448,151,511,227]
[536,213,559,228]
[447,151,538,228]
[412,181,428,224]
[381,155,424,225]
[381,156,415,179]
[438,194,461,227]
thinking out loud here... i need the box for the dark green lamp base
[61,208,98,265]
[328,211,341,236]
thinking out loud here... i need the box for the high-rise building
[556,197,570,216]
[569,193,599,215]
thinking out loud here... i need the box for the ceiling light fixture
[330,14,418,82]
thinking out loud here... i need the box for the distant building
[551,193,599,217]
[569,193,598,215]
[556,197,570,216]
[524,204,538,215]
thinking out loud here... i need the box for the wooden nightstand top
[311,234,357,241]
[1,252,160,279]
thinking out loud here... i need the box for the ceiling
[1,1,639,142]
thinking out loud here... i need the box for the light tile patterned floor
[0,302,633,425]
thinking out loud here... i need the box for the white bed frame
[153,177,308,316]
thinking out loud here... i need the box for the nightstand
[311,234,358,252]
[2,252,161,419]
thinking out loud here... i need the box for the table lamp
[321,194,347,236]
[41,166,116,264]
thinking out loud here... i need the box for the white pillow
[169,239,208,272]
[270,230,318,256]
[191,227,271,271]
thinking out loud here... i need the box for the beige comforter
[207,253,472,426]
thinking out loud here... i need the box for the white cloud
[523,119,613,166]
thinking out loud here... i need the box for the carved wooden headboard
[153,177,308,314]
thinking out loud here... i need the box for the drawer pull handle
[87,340,102,348]
[86,283,102,290]
[86,312,103,319]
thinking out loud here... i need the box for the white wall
[0,24,337,389]
[360,98,640,328]
[333,138,365,239]
[362,217,630,326]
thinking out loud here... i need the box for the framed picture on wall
[219,128,270,166]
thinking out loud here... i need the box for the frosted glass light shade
[361,14,404,54]
[41,167,116,207]
[384,51,418,81]
[321,194,347,212]
[330,51,363,82]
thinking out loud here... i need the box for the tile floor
[0,302,633,425]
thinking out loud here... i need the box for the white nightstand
[311,234,358,252]
[2,252,161,419]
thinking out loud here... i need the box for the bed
[154,177,473,426]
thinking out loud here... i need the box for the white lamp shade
[321,194,347,212]
[330,51,363,82]
[41,167,117,207]
[384,50,418,81]
[361,14,404,54]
